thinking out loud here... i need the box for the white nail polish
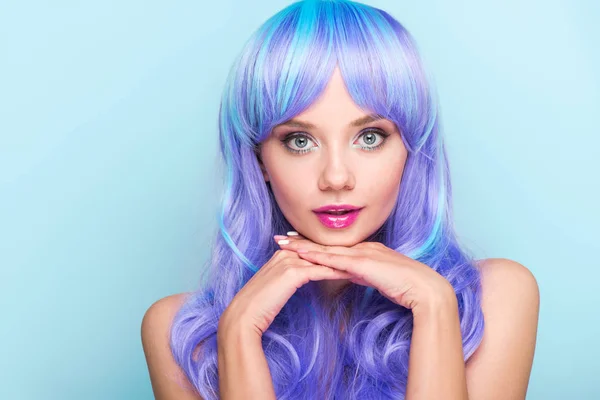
[278,239,290,245]
[287,231,299,236]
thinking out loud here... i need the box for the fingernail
[278,239,290,245]
[274,235,287,240]
[287,231,299,236]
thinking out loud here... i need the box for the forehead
[273,67,394,131]
[276,113,385,130]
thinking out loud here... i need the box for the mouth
[312,204,362,213]
[312,205,364,229]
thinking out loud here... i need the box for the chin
[309,230,366,247]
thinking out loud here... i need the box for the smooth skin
[141,67,540,399]
[257,67,408,296]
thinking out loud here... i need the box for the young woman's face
[258,67,408,246]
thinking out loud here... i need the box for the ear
[255,146,270,183]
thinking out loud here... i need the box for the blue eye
[280,129,390,155]
[353,129,389,151]
[283,135,317,154]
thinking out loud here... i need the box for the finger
[277,237,322,251]
[294,264,354,284]
[296,250,365,277]
[348,276,372,287]
[285,230,302,239]
[279,239,357,256]
[273,230,305,244]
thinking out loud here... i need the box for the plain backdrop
[1,0,598,399]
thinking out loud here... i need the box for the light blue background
[1,0,598,398]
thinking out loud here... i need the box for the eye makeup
[279,128,391,155]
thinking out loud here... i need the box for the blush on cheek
[371,170,402,199]
[269,179,309,226]
[367,165,404,219]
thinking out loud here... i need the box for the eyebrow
[275,113,384,130]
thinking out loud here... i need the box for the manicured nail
[287,231,299,236]
[278,239,290,245]
[273,235,287,240]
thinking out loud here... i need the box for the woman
[141,1,540,399]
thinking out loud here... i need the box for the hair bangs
[237,0,436,153]
[241,1,339,143]
[331,2,437,153]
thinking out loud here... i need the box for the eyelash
[280,129,390,155]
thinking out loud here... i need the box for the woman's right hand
[217,234,353,339]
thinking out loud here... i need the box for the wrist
[411,284,458,321]
[217,329,263,361]
[217,315,262,345]
[216,316,277,400]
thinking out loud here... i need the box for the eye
[353,129,390,151]
[280,128,390,155]
[281,134,317,154]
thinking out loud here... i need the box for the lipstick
[312,204,363,229]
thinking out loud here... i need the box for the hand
[277,236,455,313]
[218,234,354,339]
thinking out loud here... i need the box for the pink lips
[312,204,363,229]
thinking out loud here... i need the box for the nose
[317,148,355,191]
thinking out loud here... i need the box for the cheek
[267,167,310,213]
[361,154,405,208]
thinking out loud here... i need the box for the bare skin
[141,257,539,399]
[256,67,408,296]
[141,67,540,399]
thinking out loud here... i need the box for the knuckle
[283,250,299,260]
[355,255,370,265]
[353,242,367,250]
[276,249,296,259]
[282,264,299,278]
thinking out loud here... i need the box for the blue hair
[170,1,484,398]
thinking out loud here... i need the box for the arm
[141,294,278,400]
[405,258,540,400]
[405,287,468,400]
[217,322,277,399]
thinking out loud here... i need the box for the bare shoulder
[141,292,204,400]
[143,292,191,327]
[475,257,540,301]
[465,258,540,399]
[473,257,540,327]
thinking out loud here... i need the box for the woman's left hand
[276,234,456,313]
